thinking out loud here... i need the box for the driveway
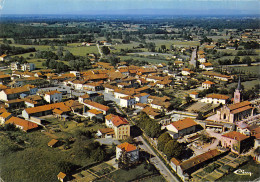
[95,138,121,145]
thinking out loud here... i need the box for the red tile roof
[111,116,129,127]
[206,94,229,100]
[203,80,215,85]
[222,131,249,141]
[6,116,38,131]
[117,142,137,152]
[228,101,251,111]
[84,100,109,111]
[171,118,197,131]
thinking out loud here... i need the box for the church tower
[234,77,242,104]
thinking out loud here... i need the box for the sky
[0,0,259,15]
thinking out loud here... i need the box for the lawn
[218,159,260,182]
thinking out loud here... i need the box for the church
[216,77,255,123]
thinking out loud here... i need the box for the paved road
[135,136,179,182]
[189,48,197,67]
[96,44,103,61]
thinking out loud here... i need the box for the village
[0,15,259,182]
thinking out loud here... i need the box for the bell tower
[234,77,242,104]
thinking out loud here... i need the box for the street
[135,136,179,182]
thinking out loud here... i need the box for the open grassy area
[0,130,94,182]
[227,79,259,90]
[232,65,260,75]
[119,55,169,64]
[218,159,260,182]
[66,43,99,56]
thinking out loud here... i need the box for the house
[83,82,103,91]
[150,99,171,111]
[189,91,198,99]
[0,54,8,61]
[116,142,139,163]
[78,92,103,103]
[221,131,252,154]
[202,71,232,82]
[199,62,214,71]
[166,118,197,139]
[182,68,194,76]
[83,100,109,115]
[57,172,67,182]
[200,94,229,105]
[254,133,260,149]
[85,109,103,120]
[0,74,11,84]
[217,101,255,123]
[96,128,115,138]
[0,86,29,101]
[105,114,130,140]
[44,90,62,103]
[119,96,136,108]
[48,139,59,148]
[142,106,161,119]
[5,116,38,132]
[236,121,251,136]
[170,149,223,181]
[23,95,42,107]
[202,80,215,89]
[21,63,35,71]
[22,102,71,119]
[11,62,21,70]
[0,112,12,125]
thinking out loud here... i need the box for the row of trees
[157,132,183,159]
[0,44,36,56]
[136,112,161,138]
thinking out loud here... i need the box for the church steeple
[237,76,242,91]
[234,76,242,104]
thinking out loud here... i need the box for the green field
[232,65,260,75]
[0,131,93,182]
[66,43,99,56]
[119,55,169,64]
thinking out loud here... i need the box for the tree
[157,132,172,151]
[163,140,182,159]
[242,56,252,66]
[161,45,166,52]
[91,147,106,162]
[185,96,192,104]
[118,148,131,169]
[232,56,240,64]
[102,46,110,55]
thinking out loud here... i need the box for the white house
[119,96,136,108]
[199,62,214,71]
[134,93,149,104]
[44,90,62,103]
[85,109,103,120]
[116,142,139,163]
[200,94,229,105]
[189,91,199,99]
[202,80,215,89]
[181,68,194,76]
[21,63,35,71]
